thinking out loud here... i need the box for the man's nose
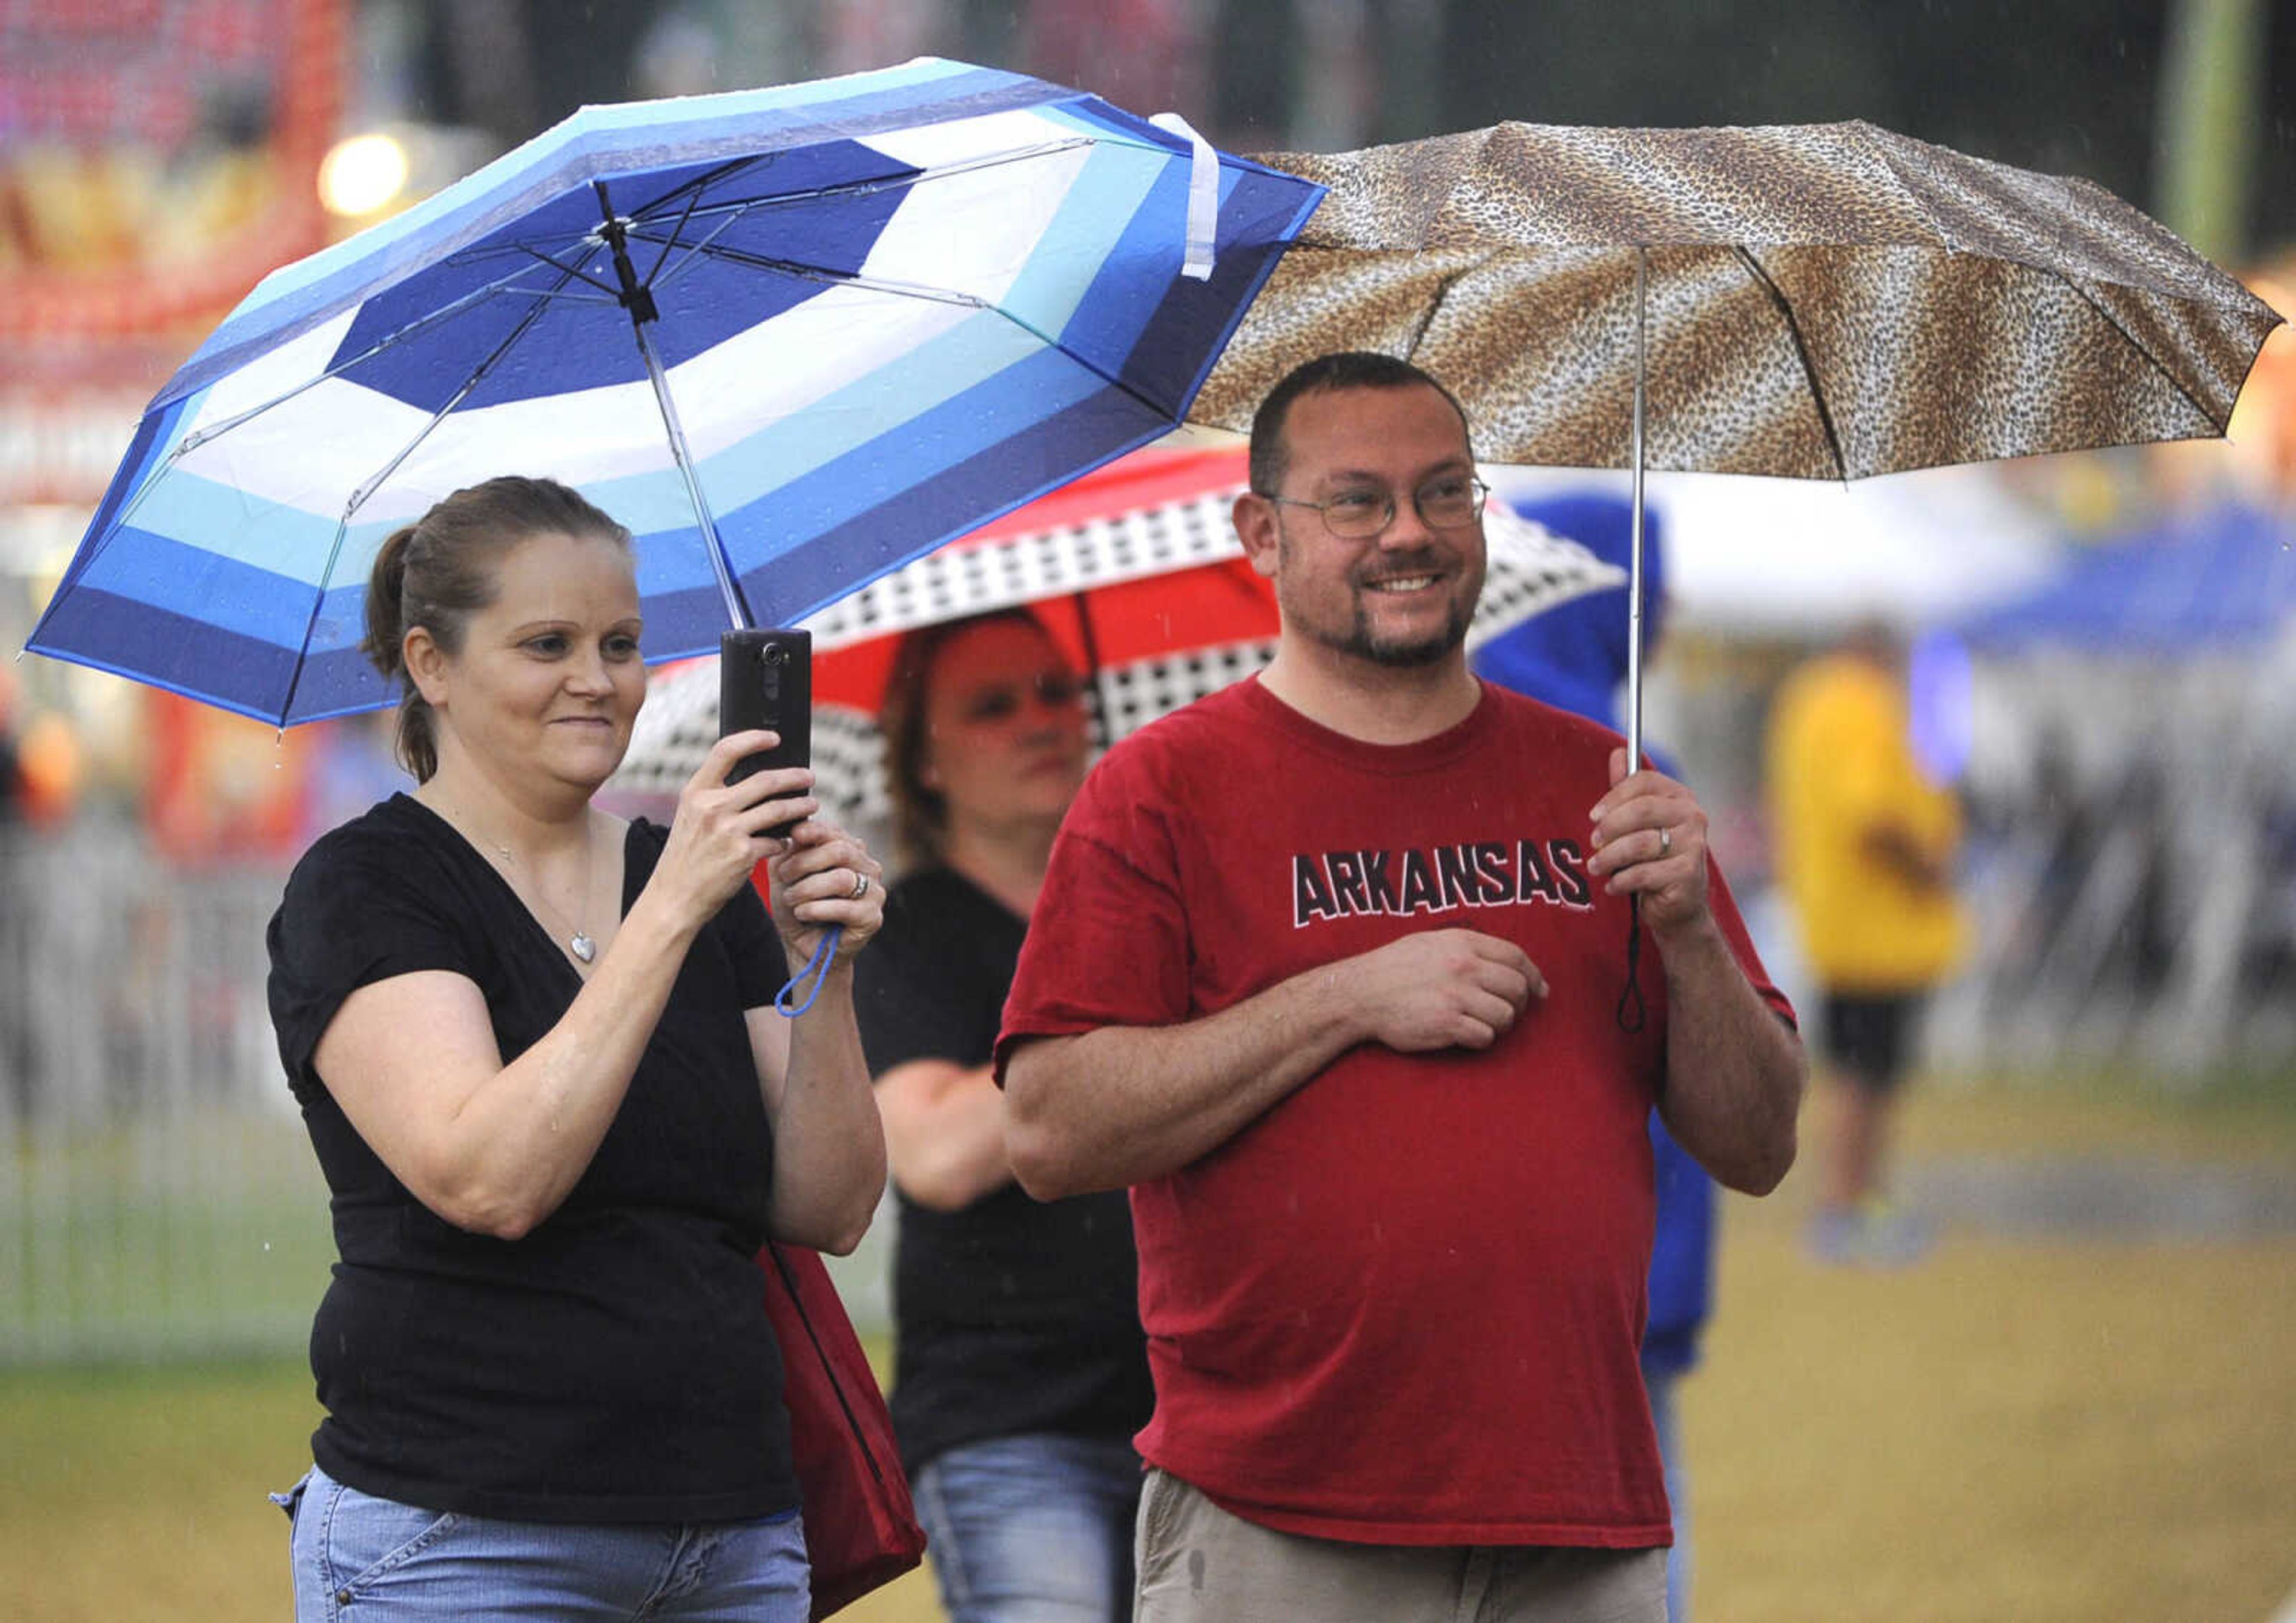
[1377,492,1436,547]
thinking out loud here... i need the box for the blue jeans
[1644,1366,1692,1623]
[272,1466,808,1622]
[912,1432,1143,1623]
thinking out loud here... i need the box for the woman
[853,611,1153,1623]
[264,475,887,1622]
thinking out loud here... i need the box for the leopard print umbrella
[1192,121,2283,478]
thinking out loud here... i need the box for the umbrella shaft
[631,316,750,631]
[1626,247,1647,775]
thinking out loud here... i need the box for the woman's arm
[312,732,812,1240]
[750,817,889,1255]
[316,894,710,1239]
[875,1058,1012,1212]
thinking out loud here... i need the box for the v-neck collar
[395,793,635,980]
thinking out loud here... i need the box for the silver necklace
[435,800,599,963]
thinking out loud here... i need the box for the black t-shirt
[853,865,1153,1475]
[265,794,799,1523]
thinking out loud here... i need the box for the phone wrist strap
[776,926,842,1017]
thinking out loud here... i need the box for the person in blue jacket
[1474,490,1714,1623]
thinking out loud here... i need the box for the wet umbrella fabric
[604,444,1625,827]
[1188,120,2284,761]
[26,58,1325,727]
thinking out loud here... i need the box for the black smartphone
[720,627,811,831]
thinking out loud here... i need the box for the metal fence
[5,728,2286,1365]
[0,817,331,1362]
[0,814,890,1365]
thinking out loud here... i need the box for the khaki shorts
[1134,1467,1667,1623]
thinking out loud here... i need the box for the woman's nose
[566,649,613,692]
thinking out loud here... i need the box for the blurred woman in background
[855,609,1153,1623]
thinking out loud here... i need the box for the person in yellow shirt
[1766,623,1967,1264]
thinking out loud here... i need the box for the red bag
[758,1239,927,1619]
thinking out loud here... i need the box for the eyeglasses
[1254,474,1489,540]
[957,671,1085,724]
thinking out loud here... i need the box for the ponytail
[362,523,437,780]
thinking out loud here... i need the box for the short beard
[1339,602,1473,666]
[1274,528,1480,669]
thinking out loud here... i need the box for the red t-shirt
[997,677,1792,1548]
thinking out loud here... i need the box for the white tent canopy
[1488,463,2062,636]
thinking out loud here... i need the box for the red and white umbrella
[607,444,1623,826]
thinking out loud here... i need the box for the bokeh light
[317,132,410,218]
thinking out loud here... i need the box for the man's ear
[403,626,450,707]
[1233,492,1281,580]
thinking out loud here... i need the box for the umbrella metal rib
[1729,247,1850,484]
[667,237,1198,434]
[615,138,1095,232]
[595,178,752,631]
[671,238,994,308]
[94,260,581,562]
[305,142,1103,361]
[100,248,618,588]
[66,261,581,718]
[640,178,708,289]
[2057,278,2221,431]
[274,281,575,723]
[609,202,752,304]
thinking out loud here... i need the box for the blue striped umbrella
[26,57,1324,726]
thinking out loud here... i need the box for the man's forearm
[1004,962,1372,1200]
[1653,919,1806,1195]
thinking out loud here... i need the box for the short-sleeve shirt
[265,794,799,1523]
[997,678,1793,1549]
[854,865,1153,1475]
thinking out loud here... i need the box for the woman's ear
[403,626,450,707]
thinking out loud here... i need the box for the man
[1766,622,1966,1265]
[996,352,1803,1622]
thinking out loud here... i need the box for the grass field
[3,1073,2292,1622]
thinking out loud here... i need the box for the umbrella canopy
[1194,121,2282,477]
[1189,120,2283,761]
[605,444,1624,823]
[26,58,1324,727]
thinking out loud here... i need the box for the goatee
[1344,606,1473,666]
